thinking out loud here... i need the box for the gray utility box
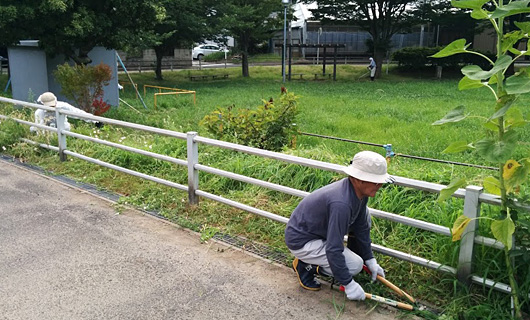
[8,40,119,107]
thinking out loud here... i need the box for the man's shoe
[316,266,333,279]
[292,258,321,291]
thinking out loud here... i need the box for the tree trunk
[374,51,385,78]
[66,48,93,65]
[240,34,250,77]
[154,47,164,80]
[242,52,249,77]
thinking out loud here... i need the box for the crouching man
[30,92,98,133]
[285,151,392,300]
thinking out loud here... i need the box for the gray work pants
[289,239,363,277]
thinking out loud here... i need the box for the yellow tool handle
[366,293,414,311]
[375,274,416,303]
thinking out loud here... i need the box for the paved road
[0,158,399,320]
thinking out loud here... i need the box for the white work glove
[344,280,365,301]
[365,258,385,282]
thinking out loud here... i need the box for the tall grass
[1,65,528,318]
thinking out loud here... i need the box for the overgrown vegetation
[1,64,529,319]
[0,118,26,150]
[200,89,298,151]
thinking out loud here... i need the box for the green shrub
[203,51,228,62]
[0,118,26,150]
[200,90,299,151]
[392,46,495,70]
[54,62,113,115]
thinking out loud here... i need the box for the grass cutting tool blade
[362,265,442,316]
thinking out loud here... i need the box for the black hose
[299,132,498,171]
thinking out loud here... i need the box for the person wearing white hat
[285,151,393,300]
[30,92,97,133]
[368,57,376,81]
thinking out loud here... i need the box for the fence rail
[0,96,525,298]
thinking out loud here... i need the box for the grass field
[1,65,529,319]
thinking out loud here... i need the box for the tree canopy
[308,0,419,77]
[152,0,215,80]
[412,0,480,44]
[0,0,165,64]
[213,0,285,77]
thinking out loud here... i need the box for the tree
[308,0,418,78]
[411,0,480,45]
[152,0,213,80]
[213,0,284,77]
[0,0,165,65]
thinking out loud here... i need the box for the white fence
[0,96,523,296]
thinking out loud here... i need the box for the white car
[0,55,7,66]
[192,44,227,60]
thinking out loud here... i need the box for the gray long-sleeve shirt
[285,178,373,285]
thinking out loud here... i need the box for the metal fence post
[187,131,199,205]
[56,109,67,162]
[457,185,483,284]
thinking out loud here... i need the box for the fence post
[187,131,199,205]
[56,109,67,161]
[457,185,483,284]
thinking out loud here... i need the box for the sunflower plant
[431,1,530,318]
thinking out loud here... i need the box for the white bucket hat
[37,92,57,107]
[343,151,393,184]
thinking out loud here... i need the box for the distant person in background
[30,92,97,134]
[368,57,376,81]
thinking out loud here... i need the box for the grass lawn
[1,64,529,319]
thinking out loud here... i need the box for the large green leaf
[488,74,499,85]
[490,95,516,120]
[452,215,472,241]
[461,55,513,80]
[431,39,470,58]
[506,68,530,94]
[443,141,472,153]
[483,120,499,132]
[483,176,501,195]
[470,8,490,19]
[432,106,467,125]
[502,31,525,54]
[505,107,527,128]
[475,130,518,163]
[458,76,486,91]
[515,21,530,33]
[452,0,491,20]
[451,0,490,10]
[438,177,467,203]
[491,0,530,19]
[491,217,515,249]
[508,47,523,56]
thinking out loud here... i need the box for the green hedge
[203,51,227,62]
[392,46,496,70]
